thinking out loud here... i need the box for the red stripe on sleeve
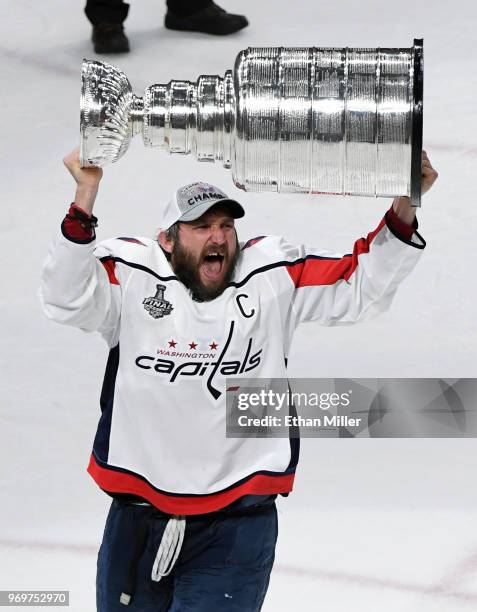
[287,218,386,288]
[101,259,120,285]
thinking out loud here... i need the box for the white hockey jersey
[39,215,425,514]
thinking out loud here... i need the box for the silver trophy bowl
[80,40,423,205]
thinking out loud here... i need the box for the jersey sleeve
[39,229,123,347]
[279,212,426,329]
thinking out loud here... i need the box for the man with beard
[40,148,437,611]
[157,191,242,302]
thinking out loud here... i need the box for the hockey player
[40,148,437,611]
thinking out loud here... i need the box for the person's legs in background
[84,0,248,54]
[85,0,130,53]
[164,0,248,36]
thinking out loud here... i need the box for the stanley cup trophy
[80,40,424,206]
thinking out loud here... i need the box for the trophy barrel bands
[142,73,235,165]
[143,81,196,152]
[231,42,422,203]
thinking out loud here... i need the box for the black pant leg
[85,0,130,25]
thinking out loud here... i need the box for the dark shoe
[164,2,248,35]
[92,24,130,54]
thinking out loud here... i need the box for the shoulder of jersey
[95,236,158,264]
[237,234,300,279]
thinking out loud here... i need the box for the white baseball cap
[160,182,245,230]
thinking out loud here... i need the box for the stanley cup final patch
[143,284,174,319]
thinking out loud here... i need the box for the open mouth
[201,252,225,281]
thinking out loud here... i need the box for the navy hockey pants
[96,499,278,611]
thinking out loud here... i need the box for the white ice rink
[1,0,477,610]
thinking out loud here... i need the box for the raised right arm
[39,149,121,346]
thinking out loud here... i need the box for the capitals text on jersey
[135,322,262,400]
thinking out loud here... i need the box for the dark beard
[171,237,240,302]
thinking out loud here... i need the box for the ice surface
[1,0,476,609]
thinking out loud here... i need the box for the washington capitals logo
[143,284,173,319]
[135,321,262,401]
